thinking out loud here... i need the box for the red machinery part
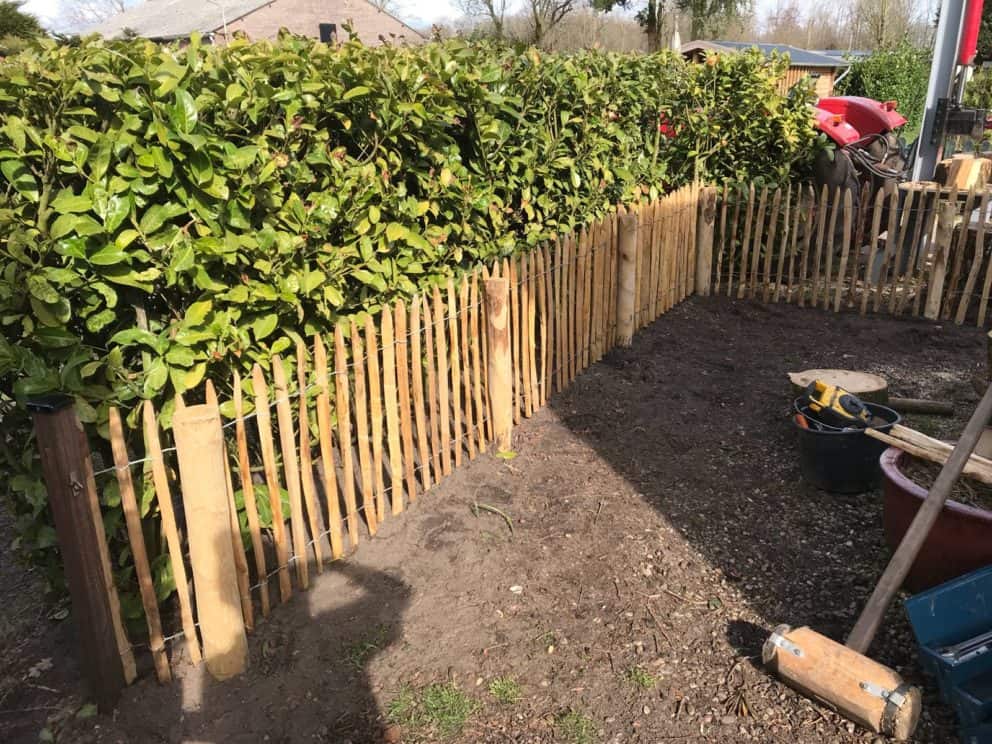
[960,0,985,66]
[816,96,908,138]
[812,106,861,146]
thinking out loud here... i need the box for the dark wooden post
[28,395,135,712]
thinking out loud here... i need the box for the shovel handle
[846,382,992,654]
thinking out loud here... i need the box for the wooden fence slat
[847,184,870,308]
[143,400,204,655]
[738,184,756,299]
[109,407,170,683]
[886,187,915,314]
[761,188,782,302]
[203,380,254,631]
[978,194,992,324]
[445,279,464,462]
[959,189,991,324]
[926,201,958,320]
[944,187,977,319]
[313,336,344,560]
[820,187,841,310]
[555,236,566,392]
[469,276,486,449]
[379,309,405,514]
[457,277,476,458]
[231,373,271,616]
[920,187,956,316]
[727,187,743,297]
[507,257,522,421]
[899,185,933,316]
[773,186,792,302]
[874,184,901,312]
[252,364,292,601]
[808,185,829,308]
[332,325,361,547]
[796,186,815,306]
[861,188,887,315]
[650,201,662,320]
[421,294,442,482]
[409,299,431,492]
[350,321,379,535]
[784,186,803,302]
[834,189,853,312]
[748,186,769,299]
[528,251,541,398]
[607,214,618,345]
[715,183,729,294]
[394,300,419,502]
[293,344,325,570]
[517,257,532,417]
[272,356,310,591]
[538,245,550,405]
[362,317,387,524]
[431,286,452,475]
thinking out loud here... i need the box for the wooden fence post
[28,395,135,711]
[925,201,956,320]
[172,403,248,681]
[695,186,717,297]
[484,278,513,452]
[617,211,639,346]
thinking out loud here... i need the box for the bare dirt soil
[2,295,987,744]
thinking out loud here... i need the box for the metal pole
[913,0,968,180]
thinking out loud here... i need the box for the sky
[20,0,791,35]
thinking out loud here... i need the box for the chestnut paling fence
[711,181,992,326]
[31,183,703,701]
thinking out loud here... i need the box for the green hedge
[0,34,814,613]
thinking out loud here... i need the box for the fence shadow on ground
[105,560,410,743]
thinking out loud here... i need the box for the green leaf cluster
[0,34,814,615]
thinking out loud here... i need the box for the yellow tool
[803,380,871,428]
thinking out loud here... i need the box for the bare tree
[456,0,508,38]
[64,0,126,28]
[528,0,577,46]
[367,0,399,12]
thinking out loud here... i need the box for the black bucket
[793,399,901,494]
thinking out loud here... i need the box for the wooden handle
[847,382,992,653]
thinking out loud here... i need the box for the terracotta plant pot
[881,447,992,592]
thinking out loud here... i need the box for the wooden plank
[726,186,743,297]
[833,188,854,312]
[143,400,204,655]
[821,187,841,310]
[860,187,887,315]
[748,186,769,299]
[271,356,310,590]
[773,186,792,302]
[738,183,756,299]
[457,277,476,457]
[469,276,487,449]
[172,404,248,681]
[762,188,782,302]
[349,321,378,535]
[379,309,405,514]
[332,325,360,547]
[394,300,419,502]
[421,294,442,482]
[252,364,292,601]
[108,407,170,683]
[362,317,387,524]
[957,189,991,323]
[431,286,452,475]
[312,337,344,560]
[715,184,729,294]
[292,344,324,570]
[943,186,978,319]
[204,380,253,629]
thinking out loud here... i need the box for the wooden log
[834,188,854,312]
[748,186,769,299]
[421,294,442,482]
[394,301,419,501]
[738,183,756,299]
[432,286,452,475]
[617,212,638,346]
[484,278,512,452]
[888,397,955,417]
[764,625,920,740]
[349,322,378,534]
[333,324,360,547]
[861,187,887,315]
[446,278,464,461]
[173,403,249,681]
[232,373,271,614]
[925,202,957,320]
[272,356,310,590]
[293,345,325,569]
[957,188,991,324]
[787,369,889,404]
[362,317,387,524]
[108,407,170,683]
[313,338,344,560]
[203,381,253,628]
[252,364,292,601]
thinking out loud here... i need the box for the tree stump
[788,369,889,404]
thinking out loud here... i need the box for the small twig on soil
[645,604,673,646]
[663,587,688,603]
[0,706,62,715]
[613,578,622,599]
[594,500,604,524]
[471,502,514,535]
[482,642,509,655]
